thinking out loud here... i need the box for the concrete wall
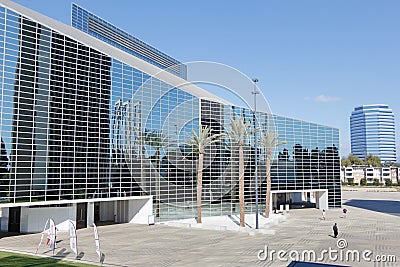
[87,202,94,228]
[128,197,152,224]
[0,196,153,233]
[95,199,151,225]
[21,205,76,233]
[316,190,328,210]
[310,192,316,203]
[116,200,128,223]
[100,201,115,221]
[272,190,328,210]
[0,207,8,231]
[113,198,152,224]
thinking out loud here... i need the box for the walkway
[0,191,399,266]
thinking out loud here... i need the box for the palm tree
[143,130,165,217]
[259,131,286,218]
[187,126,226,224]
[227,117,255,227]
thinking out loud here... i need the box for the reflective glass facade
[350,104,396,162]
[0,2,341,222]
[200,101,341,213]
[71,4,187,79]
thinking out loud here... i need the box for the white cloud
[304,94,341,103]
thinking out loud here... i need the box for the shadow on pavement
[0,231,26,239]
[55,247,70,258]
[344,199,400,216]
[76,251,84,260]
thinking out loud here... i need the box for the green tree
[385,179,393,187]
[364,154,382,167]
[187,126,225,224]
[382,161,399,167]
[347,178,354,185]
[258,131,286,218]
[341,157,351,167]
[372,178,380,186]
[348,154,364,165]
[360,178,367,186]
[227,117,255,227]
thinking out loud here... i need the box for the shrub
[360,178,367,186]
[385,179,393,187]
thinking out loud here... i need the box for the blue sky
[11,0,400,159]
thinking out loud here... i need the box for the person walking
[333,223,338,238]
[322,209,326,220]
[342,208,347,218]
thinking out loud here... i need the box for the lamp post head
[252,78,260,95]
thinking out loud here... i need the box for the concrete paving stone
[0,190,400,266]
[257,229,273,235]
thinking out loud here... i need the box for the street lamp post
[252,78,259,229]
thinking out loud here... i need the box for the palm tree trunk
[265,149,271,218]
[231,149,237,213]
[156,149,160,217]
[239,142,245,227]
[197,152,204,224]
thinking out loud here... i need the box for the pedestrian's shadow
[76,252,84,260]
[328,234,337,238]
[54,248,71,259]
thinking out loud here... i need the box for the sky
[10,0,400,160]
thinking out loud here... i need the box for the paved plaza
[0,190,399,267]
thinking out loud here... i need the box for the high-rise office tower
[350,104,397,162]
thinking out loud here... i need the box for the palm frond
[226,117,254,143]
[258,131,287,149]
[143,130,168,147]
[185,126,226,154]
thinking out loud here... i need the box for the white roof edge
[0,195,152,208]
[0,0,232,106]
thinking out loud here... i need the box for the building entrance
[8,207,21,232]
[76,203,87,229]
[271,190,328,212]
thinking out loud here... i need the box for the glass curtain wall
[0,5,340,222]
[71,4,187,79]
[197,100,341,220]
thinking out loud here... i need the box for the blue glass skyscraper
[350,104,397,162]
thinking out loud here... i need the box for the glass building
[71,4,187,80]
[350,104,396,163]
[0,0,341,231]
